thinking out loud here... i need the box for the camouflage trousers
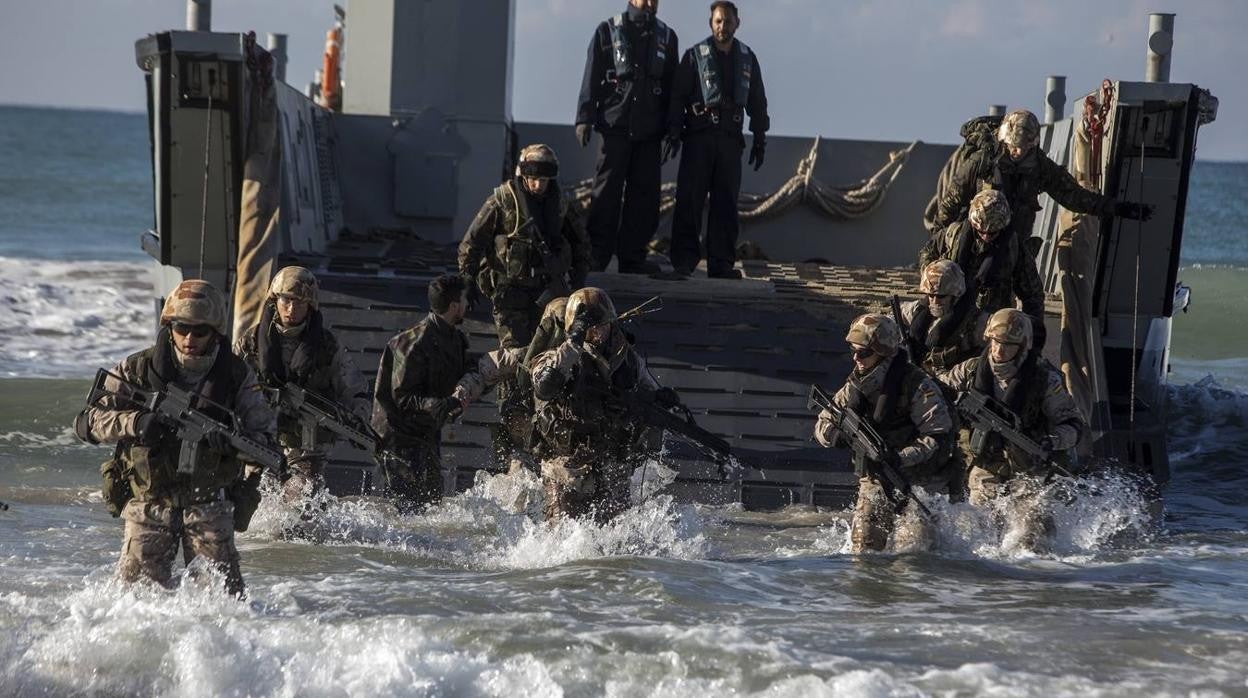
[380,444,444,514]
[541,455,632,523]
[118,498,244,597]
[967,465,1054,551]
[851,474,947,553]
[491,288,543,349]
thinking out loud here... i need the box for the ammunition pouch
[228,472,263,532]
[99,447,133,518]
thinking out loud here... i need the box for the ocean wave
[0,257,155,378]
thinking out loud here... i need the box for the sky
[1,0,1243,161]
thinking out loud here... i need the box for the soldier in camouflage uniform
[895,260,989,377]
[372,274,475,513]
[235,266,371,502]
[458,144,591,350]
[814,314,954,553]
[921,190,1056,350]
[529,287,678,522]
[75,280,275,597]
[925,109,1153,240]
[939,309,1085,550]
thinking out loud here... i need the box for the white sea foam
[0,257,154,378]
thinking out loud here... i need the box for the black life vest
[908,293,980,371]
[608,13,672,82]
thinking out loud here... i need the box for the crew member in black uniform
[575,0,679,275]
[667,1,769,280]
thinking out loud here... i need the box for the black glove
[880,450,903,471]
[1113,201,1154,221]
[748,136,766,171]
[567,307,592,345]
[1039,436,1056,460]
[654,387,681,409]
[228,471,263,533]
[661,134,681,164]
[575,124,592,148]
[204,429,234,456]
[466,281,485,312]
[133,412,169,447]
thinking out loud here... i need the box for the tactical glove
[1039,435,1057,460]
[204,429,235,456]
[133,412,169,447]
[661,134,682,164]
[654,387,681,409]
[228,471,264,533]
[567,307,592,345]
[575,124,592,148]
[1113,201,1154,221]
[748,136,766,171]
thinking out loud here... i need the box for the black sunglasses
[170,322,214,339]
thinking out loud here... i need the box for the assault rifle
[955,389,1049,462]
[593,386,732,463]
[271,384,379,453]
[891,294,926,366]
[807,384,933,518]
[87,368,284,474]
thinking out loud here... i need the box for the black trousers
[587,135,662,270]
[670,130,744,274]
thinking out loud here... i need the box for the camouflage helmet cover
[268,266,319,309]
[159,279,229,336]
[997,109,1040,150]
[968,189,1012,233]
[564,287,617,329]
[542,296,570,327]
[984,308,1033,352]
[918,259,967,298]
[845,313,901,357]
[516,143,559,179]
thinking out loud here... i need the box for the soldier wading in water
[75,280,276,597]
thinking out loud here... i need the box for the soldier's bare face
[446,290,468,325]
[171,323,215,356]
[711,8,738,46]
[522,176,549,196]
[990,339,1022,363]
[630,0,658,14]
[1006,144,1029,161]
[276,295,310,326]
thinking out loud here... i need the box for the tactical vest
[958,356,1071,477]
[693,38,753,109]
[118,345,251,505]
[947,221,1021,316]
[846,357,944,478]
[485,181,572,296]
[608,14,672,82]
[240,308,342,448]
[908,297,980,371]
[533,348,645,461]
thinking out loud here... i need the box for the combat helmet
[542,296,570,327]
[983,308,1033,353]
[968,189,1012,233]
[845,313,901,357]
[917,259,967,298]
[159,279,228,336]
[516,144,559,180]
[564,287,617,330]
[997,109,1041,150]
[268,266,319,309]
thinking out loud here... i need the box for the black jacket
[669,37,769,140]
[575,14,679,141]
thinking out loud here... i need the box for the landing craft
[132,2,1215,508]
